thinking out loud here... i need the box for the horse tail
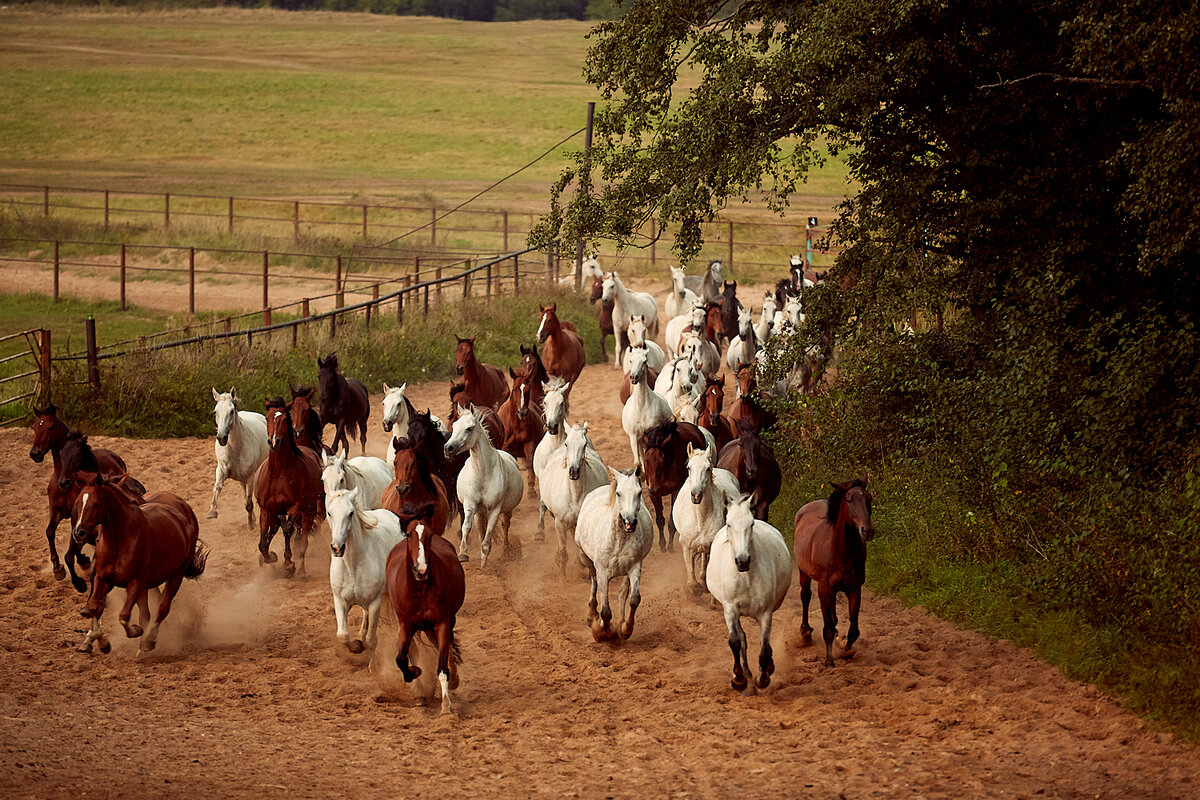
[185,540,209,579]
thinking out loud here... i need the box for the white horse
[602,272,659,370]
[532,377,570,541]
[684,259,724,303]
[773,295,803,335]
[706,494,793,693]
[575,466,654,641]
[208,388,269,527]
[664,300,707,359]
[664,265,700,321]
[654,355,701,422]
[620,347,673,469]
[622,315,666,373]
[756,294,778,344]
[673,442,741,595]
[327,487,405,655]
[539,421,608,573]
[680,329,721,379]
[445,407,524,568]
[321,452,393,511]
[726,306,759,373]
[381,383,446,465]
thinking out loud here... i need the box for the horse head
[444,406,484,459]
[537,303,558,343]
[737,307,754,339]
[703,377,725,419]
[320,451,348,497]
[381,383,408,432]
[601,272,618,303]
[640,423,678,490]
[70,471,107,546]
[57,431,94,490]
[735,363,758,399]
[454,337,476,376]
[398,502,438,581]
[670,265,687,296]
[327,486,361,558]
[264,397,290,450]
[212,388,239,446]
[724,493,758,572]
[829,475,874,543]
[607,466,644,534]
[685,441,716,504]
[29,403,65,463]
[589,275,604,304]
[564,421,591,481]
[626,346,650,385]
[542,378,569,435]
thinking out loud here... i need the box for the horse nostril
[382,421,392,431]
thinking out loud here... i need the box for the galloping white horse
[673,443,741,595]
[654,355,701,422]
[575,466,654,641]
[706,494,793,692]
[208,388,269,527]
[326,487,405,654]
[680,330,721,379]
[665,265,700,321]
[620,347,673,469]
[664,300,707,359]
[538,421,608,573]
[321,452,393,511]
[622,315,666,373]
[444,407,524,568]
[756,294,778,344]
[532,377,570,540]
[602,272,659,370]
[726,306,759,373]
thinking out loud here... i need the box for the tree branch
[979,72,1148,90]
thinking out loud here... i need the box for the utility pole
[574,102,595,290]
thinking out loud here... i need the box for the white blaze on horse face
[519,382,529,415]
[415,524,428,576]
[77,490,90,527]
[538,310,550,342]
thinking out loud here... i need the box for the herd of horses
[26,255,874,711]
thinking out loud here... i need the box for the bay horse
[386,502,466,715]
[254,398,325,578]
[589,274,616,362]
[537,303,586,390]
[289,385,331,455]
[793,476,875,667]
[71,471,206,657]
[408,409,466,527]
[448,383,505,446]
[383,436,451,537]
[698,377,737,451]
[719,281,740,343]
[499,369,545,493]
[707,494,792,692]
[209,389,268,528]
[455,336,508,409]
[728,363,777,434]
[717,419,781,521]
[327,487,404,654]
[444,406,524,568]
[638,420,708,553]
[516,344,550,411]
[29,407,137,589]
[318,353,370,456]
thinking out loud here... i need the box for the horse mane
[63,430,99,470]
[394,436,439,496]
[641,422,676,452]
[396,501,436,531]
[825,478,868,526]
[543,376,567,394]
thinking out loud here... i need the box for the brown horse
[254,398,325,577]
[317,353,370,456]
[455,336,508,408]
[516,343,550,411]
[71,471,206,656]
[728,363,777,434]
[498,368,545,492]
[793,477,875,667]
[288,385,332,455]
[448,387,505,446]
[589,275,616,361]
[719,281,740,343]
[698,377,737,451]
[383,437,450,537]
[717,419,781,521]
[30,408,140,590]
[638,420,708,552]
[537,303,586,391]
[386,502,466,715]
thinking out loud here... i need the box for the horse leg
[348,601,370,654]
[140,576,181,656]
[281,514,296,578]
[294,514,313,577]
[358,419,368,457]
[258,513,279,566]
[395,622,421,683]
[64,536,90,594]
[580,553,599,625]
[649,493,667,553]
[613,328,626,370]
[798,571,813,646]
[209,460,229,519]
[333,590,352,651]
[844,587,862,656]
[479,507,503,570]
[502,511,521,561]
[536,497,548,542]
[724,607,748,691]
[435,621,456,715]
[620,562,643,640]
[593,566,614,641]
[242,480,256,530]
[818,582,838,667]
[628,432,642,471]
[363,596,383,652]
[666,492,679,552]
[457,503,477,562]
[79,576,112,654]
[44,507,66,580]
[554,520,570,576]
[118,579,145,638]
[756,610,776,689]
[737,616,755,693]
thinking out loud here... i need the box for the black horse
[317,353,370,457]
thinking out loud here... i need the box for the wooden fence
[0,329,50,424]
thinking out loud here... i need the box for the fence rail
[0,328,49,423]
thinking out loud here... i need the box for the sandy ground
[1,347,1199,799]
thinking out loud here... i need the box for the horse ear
[860,472,869,488]
[321,452,332,467]
[399,382,406,393]
[581,420,589,434]
[305,387,315,400]
[606,466,621,487]
[549,303,556,313]
[538,304,545,313]
[563,381,572,394]
[456,336,465,344]
[212,387,221,401]
[686,442,696,459]
[348,486,359,503]
[509,367,518,379]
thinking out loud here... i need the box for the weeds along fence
[0,182,839,278]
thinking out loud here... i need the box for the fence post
[294,201,300,241]
[104,190,110,229]
[396,282,404,326]
[431,208,438,246]
[120,243,127,311]
[463,259,471,299]
[302,298,310,336]
[330,312,337,340]
[335,256,344,309]
[424,282,430,318]
[650,219,657,267]
[228,196,234,235]
[41,328,54,402]
[188,247,196,315]
[292,322,298,348]
[165,192,171,228]
[486,262,493,298]
[262,251,271,327]
[513,255,520,296]
[362,204,368,239]
[84,318,99,390]
[43,185,49,218]
[224,317,232,334]
[503,211,509,252]
[546,251,553,286]
[53,241,60,304]
[727,220,734,270]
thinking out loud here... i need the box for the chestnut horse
[498,369,545,493]
[455,336,508,408]
[383,436,450,537]
[317,353,370,456]
[728,363,777,434]
[387,503,466,715]
[717,419,781,521]
[638,420,709,553]
[31,410,141,591]
[448,386,505,446]
[698,377,737,451]
[537,303,585,391]
[254,398,325,577]
[516,344,550,411]
[289,385,332,455]
[793,477,875,667]
[589,274,616,361]
[71,471,206,656]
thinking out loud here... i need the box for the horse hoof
[77,642,93,654]
[283,562,296,578]
[730,675,747,691]
[143,639,157,651]
[347,640,365,654]
[534,532,545,542]
[206,510,219,519]
[98,640,111,655]
[52,564,66,581]
[124,623,143,638]
[79,606,92,618]
[71,577,88,594]
[756,673,772,689]
[458,553,469,562]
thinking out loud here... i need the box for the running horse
[71,471,207,657]
[698,377,737,451]
[383,436,451,537]
[793,476,875,667]
[499,368,545,493]
[448,386,505,446]
[317,353,370,456]
[289,384,331,455]
[387,502,467,715]
[719,281,740,344]
[638,420,709,553]
[536,303,586,391]
[254,398,325,578]
[717,419,782,521]
[728,363,777,434]
[455,336,508,409]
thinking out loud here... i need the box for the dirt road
[1,361,1197,799]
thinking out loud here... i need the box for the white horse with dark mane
[321,452,393,511]
[706,494,792,693]
[445,407,524,568]
[575,466,654,641]
[208,388,269,527]
[532,377,570,540]
[602,272,659,370]
[673,442,740,596]
[326,487,405,655]
[538,421,608,573]
[621,347,673,469]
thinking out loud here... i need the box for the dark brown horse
[386,502,466,715]
[448,384,505,445]
[638,420,708,552]
[536,303,586,390]
[455,336,508,409]
[408,409,467,526]
[728,363,777,434]
[719,281,740,343]
[498,368,544,493]
[288,385,331,455]
[71,471,206,656]
[589,274,616,361]
[698,377,737,451]
[383,437,450,537]
[254,398,324,577]
[317,353,370,456]
[793,477,875,667]
[516,343,550,411]
[717,419,781,521]
[29,407,138,590]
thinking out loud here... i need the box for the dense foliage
[533,0,1200,729]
